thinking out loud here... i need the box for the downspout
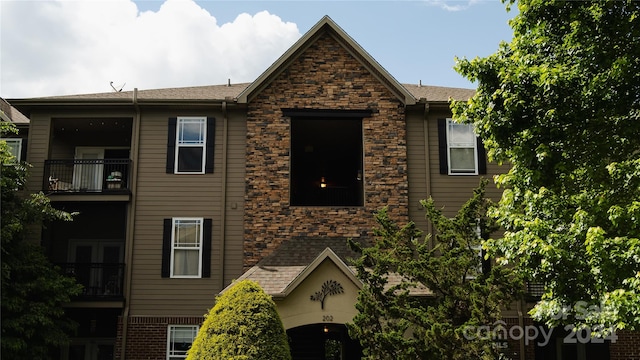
[518,300,526,360]
[219,101,228,290]
[422,100,433,237]
[121,88,141,360]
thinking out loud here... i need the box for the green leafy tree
[348,181,523,360]
[186,279,291,360]
[452,0,640,333]
[1,121,82,358]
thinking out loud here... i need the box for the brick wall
[494,317,538,360]
[610,330,640,360]
[500,318,640,360]
[115,316,202,360]
[243,33,409,268]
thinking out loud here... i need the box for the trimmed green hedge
[186,279,291,360]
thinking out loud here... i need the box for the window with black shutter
[166,117,215,174]
[162,218,212,278]
[438,118,486,175]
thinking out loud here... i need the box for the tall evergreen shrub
[187,279,291,360]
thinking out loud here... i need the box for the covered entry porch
[233,238,366,360]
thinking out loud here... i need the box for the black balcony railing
[57,263,125,299]
[44,159,131,193]
[526,282,545,299]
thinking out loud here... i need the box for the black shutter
[437,119,448,174]
[481,249,491,274]
[202,219,212,278]
[20,138,27,162]
[477,137,487,175]
[205,117,215,173]
[161,219,172,278]
[166,118,177,173]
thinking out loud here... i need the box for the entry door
[73,147,104,191]
[70,241,123,296]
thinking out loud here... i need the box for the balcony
[57,263,125,300]
[44,159,131,194]
[526,282,545,300]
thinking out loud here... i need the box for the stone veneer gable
[244,33,410,268]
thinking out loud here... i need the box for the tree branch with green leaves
[348,180,523,360]
[1,120,82,359]
[452,0,640,333]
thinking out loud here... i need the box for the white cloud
[422,0,481,12]
[0,0,300,98]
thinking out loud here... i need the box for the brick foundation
[496,318,640,360]
[493,317,538,360]
[115,316,202,360]
[610,330,640,360]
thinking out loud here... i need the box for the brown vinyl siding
[405,108,431,234]
[406,107,508,235]
[129,109,220,315]
[221,108,247,284]
[426,109,506,215]
[23,113,51,193]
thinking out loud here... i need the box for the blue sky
[1,0,516,98]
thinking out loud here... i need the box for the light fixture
[320,177,327,188]
[323,325,329,333]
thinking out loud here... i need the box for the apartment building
[7,16,638,360]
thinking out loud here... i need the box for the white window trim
[174,116,206,174]
[446,118,478,175]
[167,325,199,360]
[170,217,203,278]
[1,138,22,162]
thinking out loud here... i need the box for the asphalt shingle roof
[235,237,432,297]
[258,237,362,267]
[17,82,473,103]
[233,237,359,295]
[0,98,29,124]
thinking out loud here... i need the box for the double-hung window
[176,117,205,173]
[170,218,203,278]
[438,118,486,175]
[166,117,215,174]
[1,138,22,163]
[447,119,477,174]
[167,325,198,360]
[161,218,212,278]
